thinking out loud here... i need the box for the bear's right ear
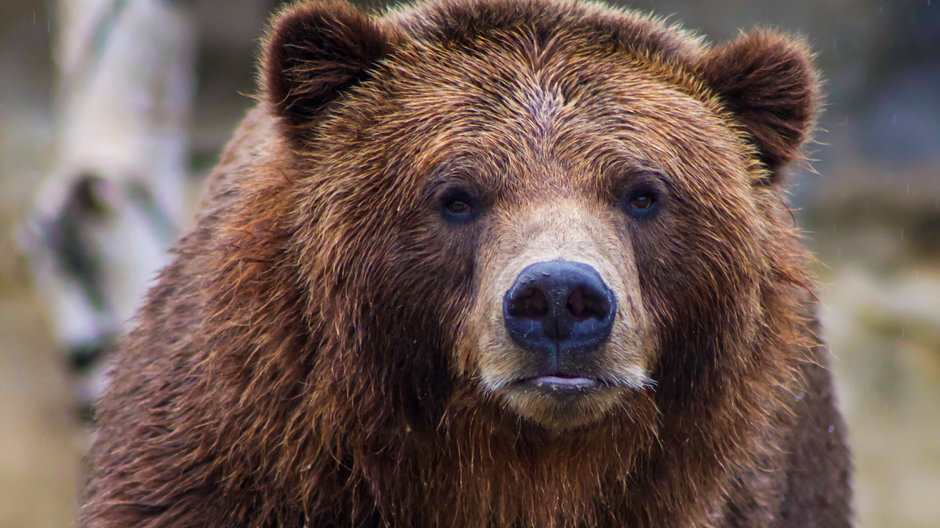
[263,1,398,143]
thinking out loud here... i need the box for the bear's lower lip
[522,375,600,390]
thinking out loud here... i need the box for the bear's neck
[314,389,759,528]
[325,416,649,526]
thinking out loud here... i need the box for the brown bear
[80,0,851,526]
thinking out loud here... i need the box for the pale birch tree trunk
[21,0,196,412]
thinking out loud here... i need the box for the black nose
[503,261,616,357]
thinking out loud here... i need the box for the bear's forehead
[353,41,739,185]
[361,0,726,152]
[383,36,709,120]
[316,0,755,187]
[380,0,714,105]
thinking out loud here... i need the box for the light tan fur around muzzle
[458,199,655,428]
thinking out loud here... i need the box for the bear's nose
[503,261,616,357]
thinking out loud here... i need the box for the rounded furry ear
[697,30,820,180]
[263,1,398,142]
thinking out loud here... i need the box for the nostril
[566,285,609,321]
[507,286,549,319]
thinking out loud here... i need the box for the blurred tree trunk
[21,0,196,414]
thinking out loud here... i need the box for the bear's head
[260,0,817,434]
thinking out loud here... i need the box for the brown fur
[80,1,851,526]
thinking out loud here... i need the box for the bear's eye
[440,190,478,223]
[630,194,654,210]
[620,184,661,219]
[447,199,471,215]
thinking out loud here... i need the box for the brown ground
[0,117,86,528]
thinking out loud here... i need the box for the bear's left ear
[696,29,820,181]
[263,1,400,143]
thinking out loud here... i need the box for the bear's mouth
[516,374,602,392]
[495,370,651,428]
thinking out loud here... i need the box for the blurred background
[0,0,937,526]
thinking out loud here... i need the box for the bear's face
[266,1,816,431]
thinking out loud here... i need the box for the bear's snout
[503,260,616,364]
